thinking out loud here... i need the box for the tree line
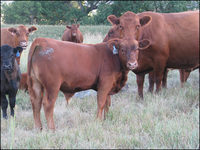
[1,1,199,25]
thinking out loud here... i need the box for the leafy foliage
[1,1,199,25]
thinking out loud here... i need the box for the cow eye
[121,49,124,52]
[136,25,141,29]
[26,33,29,36]
[16,33,20,36]
[119,26,123,29]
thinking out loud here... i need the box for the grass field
[1,24,199,149]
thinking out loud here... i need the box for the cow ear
[140,15,152,27]
[77,23,80,28]
[66,25,71,29]
[138,39,151,50]
[29,26,37,34]
[107,39,121,54]
[107,15,120,25]
[7,27,17,35]
[13,46,23,54]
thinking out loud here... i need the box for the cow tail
[27,38,42,88]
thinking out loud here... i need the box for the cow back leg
[42,86,60,130]
[162,68,169,89]
[179,69,185,87]
[148,71,155,93]
[1,94,8,119]
[103,95,111,119]
[136,74,145,99]
[28,76,44,131]
[184,71,191,82]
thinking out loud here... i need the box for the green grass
[1,24,199,149]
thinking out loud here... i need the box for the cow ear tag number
[16,51,20,57]
[113,45,118,54]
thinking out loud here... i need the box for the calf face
[1,44,23,118]
[107,38,151,70]
[7,24,37,50]
[1,45,23,73]
[66,23,80,37]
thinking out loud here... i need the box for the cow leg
[184,71,191,82]
[154,70,165,93]
[179,69,185,87]
[136,74,145,99]
[42,88,59,130]
[162,68,169,89]
[148,71,155,93]
[29,78,44,131]
[103,95,111,119]
[1,94,8,119]
[63,92,75,105]
[8,93,17,117]
[97,82,112,120]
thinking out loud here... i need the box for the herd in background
[0,10,199,131]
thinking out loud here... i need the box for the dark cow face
[1,45,23,73]
[107,38,151,70]
[7,24,37,50]
[66,23,80,37]
[107,11,151,40]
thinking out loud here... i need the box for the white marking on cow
[39,47,54,56]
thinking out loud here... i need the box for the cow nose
[20,41,28,48]
[3,65,11,70]
[127,61,138,69]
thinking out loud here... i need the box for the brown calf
[27,37,150,130]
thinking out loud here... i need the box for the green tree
[2,1,42,24]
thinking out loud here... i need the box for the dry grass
[1,24,199,149]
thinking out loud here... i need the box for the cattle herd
[1,10,199,131]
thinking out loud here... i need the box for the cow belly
[60,75,97,93]
[166,54,199,69]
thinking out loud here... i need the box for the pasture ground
[1,24,199,149]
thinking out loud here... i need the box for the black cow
[1,44,23,118]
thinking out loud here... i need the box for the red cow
[27,37,151,130]
[103,10,199,98]
[62,23,83,43]
[19,73,28,92]
[1,24,37,65]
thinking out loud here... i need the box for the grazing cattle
[1,45,23,118]
[19,73,28,92]
[1,24,37,65]
[104,10,199,98]
[27,37,151,130]
[62,23,83,43]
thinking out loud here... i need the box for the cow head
[7,24,37,50]
[107,38,151,70]
[1,44,23,74]
[106,11,151,40]
[103,25,120,42]
[66,23,80,37]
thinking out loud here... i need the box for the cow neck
[71,36,76,41]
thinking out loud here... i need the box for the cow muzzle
[72,33,77,37]
[127,61,138,70]
[3,65,11,70]
[20,41,28,50]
